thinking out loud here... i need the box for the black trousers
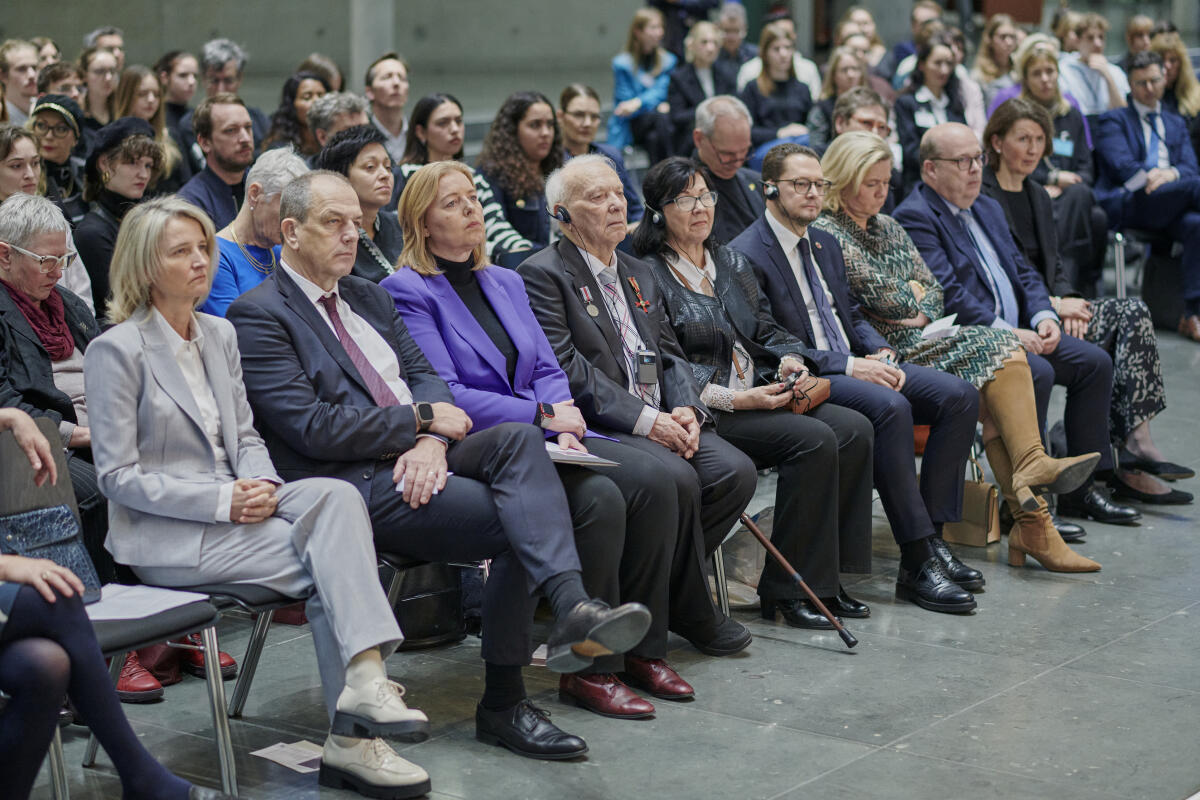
[713,403,874,599]
[829,364,980,539]
[603,429,757,630]
[368,423,581,666]
[1120,176,1200,302]
[66,451,115,584]
[1028,334,1115,479]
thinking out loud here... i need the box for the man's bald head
[919,123,984,210]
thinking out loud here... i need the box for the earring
[248,204,255,211]
[101,170,111,184]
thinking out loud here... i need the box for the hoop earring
[101,171,111,184]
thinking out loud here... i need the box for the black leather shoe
[761,597,841,629]
[896,558,977,614]
[1108,472,1194,505]
[545,599,652,673]
[823,587,870,618]
[476,700,588,760]
[1051,515,1087,543]
[671,615,752,656]
[1118,448,1195,481]
[931,537,985,591]
[1058,485,1142,525]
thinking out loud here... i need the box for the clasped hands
[649,406,702,459]
[853,350,905,391]
[1055,297,1093,339]
[1014,318,1062,355]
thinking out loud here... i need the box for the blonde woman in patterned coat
[815,131,1101,573]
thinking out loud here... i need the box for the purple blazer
[381,263,573,431]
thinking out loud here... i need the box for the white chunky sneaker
[331,678,431,741]
[319,736,432,799]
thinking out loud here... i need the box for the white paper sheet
[250,740,324,773]
[85,584,210,622]
[921,313,960,341]
[545,442,619,467]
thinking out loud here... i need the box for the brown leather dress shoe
[622,656,695,701]
[558,673,655,719]
[179,633,238,680]
[115,653,164,703]
[1179,314,1200,342]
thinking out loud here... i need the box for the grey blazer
[84,307,281,569]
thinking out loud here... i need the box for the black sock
[541,570,589,619]
[899,536,937,572]
[932,522,944,539]
[481,662,526,711]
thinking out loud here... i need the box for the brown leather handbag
[941,454,1001,547]
[789,373,831,415]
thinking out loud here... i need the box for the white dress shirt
[736,54,822,99]
[1131,98,1171,170]
[576,245,660,436]
[1057,52,1130,117]
[152,309,237,521]
[281,261,414,406]
[913,85,952,126]
[695,66,716,98]
[764,212,857,374]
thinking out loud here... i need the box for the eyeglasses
[1132,76,1165,89]
[664,190,719,212]
[777,178,833,195]
[933,153,985,171]
[849,117,892,136]
[32,120,74,138]
[563,111,601,124]
[88,67,116,78]
[3,242,77,273]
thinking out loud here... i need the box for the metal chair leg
[711,543,730,617]
[1114,231,1127,300]
[83,653,124,767]
[201,626,239,795]
[227,609,275,718]
[385,566,405,606]
[49,725,69,799]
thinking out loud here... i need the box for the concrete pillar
[350,0,396,93]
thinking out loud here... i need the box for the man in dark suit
[227,171,651,766]
[729,143,982,613]
[518,155,757,654]
[1094,50,1200,340]
[893,123,1133,525]
[693,95,765,243]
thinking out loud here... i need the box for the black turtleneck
[76,189,142,323]
[43,160,88,224]
[436,254,518,383]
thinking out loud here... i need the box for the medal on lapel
[580,286,600,317]
[629,277,651,312]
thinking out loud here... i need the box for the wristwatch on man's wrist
[534,402,556,429]
[415,402,435,433]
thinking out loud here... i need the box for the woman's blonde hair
[1152,31,1200,117]
[820,130,892,214]
[624,8,667,75]
[107,196,216,325]
[756,21,797,97]
[112,66,181,179]
[820,47,867,101]
[397,160,487,277]
[1015,34,1070,117]
[685,21,720,65]
[972,14,1016,84]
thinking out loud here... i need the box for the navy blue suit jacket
[1094,103,1200,226]
[225,267,453,498]
[728,214,891,375]
[892,183,1054,328]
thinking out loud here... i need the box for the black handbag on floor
[0,504,102,604]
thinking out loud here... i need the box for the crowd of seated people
[2,5,1200,798]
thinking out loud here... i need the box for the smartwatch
[534,402,556,429]
[415,402,435,433]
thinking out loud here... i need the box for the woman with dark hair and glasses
[261,70,330,157]
[477,90,564,251]
[558,83,644,224]
[633,156,890,624]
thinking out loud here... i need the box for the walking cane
[739,513,858,649]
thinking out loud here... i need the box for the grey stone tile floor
[32,329,1200,799]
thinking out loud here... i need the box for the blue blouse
[201,237,281,317]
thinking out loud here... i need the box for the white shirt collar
[1132,98,1162,117]
[914,85,950,109]
[764,207,810,255]
[281,259,338,306]
[574,244,618,280]
[151,307,202,351]
[665,247,716,288]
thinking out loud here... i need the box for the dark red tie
[318,294,400,407]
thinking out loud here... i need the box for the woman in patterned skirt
[815,131,1100,573]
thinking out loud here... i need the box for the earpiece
[763,182,779,200]
[550,205,572,225]
[649,209,664,227]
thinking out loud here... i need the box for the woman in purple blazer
[381,161,698,721]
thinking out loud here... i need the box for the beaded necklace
[230,229,277,277]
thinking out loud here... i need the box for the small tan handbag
[942,454,1001,547]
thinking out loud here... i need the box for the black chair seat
[186,582,302,613]
[92,600,221,657]
[378,552,428,572]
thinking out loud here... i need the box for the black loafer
[1058,485,1142,525]
[823,587,870,618]
[475,700,588,760]
[896,557,977,614]
[1051,514,1087,542]
[671,614,752,656]
[931,537,985,591]
[1118,449,1195,481]
[545,599,652,673]
[762,597,841,629]
[1109,473,1194,505]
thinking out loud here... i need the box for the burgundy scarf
[1,279,75,360]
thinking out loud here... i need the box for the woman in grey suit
[82,197,432,800]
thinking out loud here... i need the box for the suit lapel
[136,310,207,438]
[928,189,991,285]
[430,271,512,390]
[558,242,628,379]
[275,269,375,398]
[195,317,242,468]
[758,219,817,346]
[711,257,759,346]
[478,269,536,393]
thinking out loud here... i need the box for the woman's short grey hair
[82,26,123,48]
[695,95,752,137]
[201,38,247,74]
[719,2,748,25]
[545,153,617,212]
[246,147,310,196]
[0,194,69,250]
[307,92,369,136]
